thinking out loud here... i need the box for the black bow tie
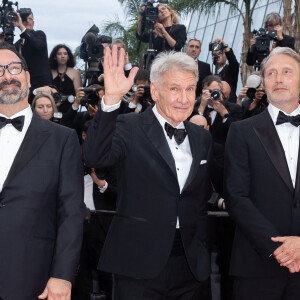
[164,122,187,145]
[276,111,300,127]
[0,115,25,131]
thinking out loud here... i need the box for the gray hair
[264,12,282,28]
[111,39,125,49]
[150,51,198,85]
[260,47,300,84]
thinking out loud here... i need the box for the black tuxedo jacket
[0,113,85,300]
[196,60,212,98]
[246,33,295,66]
[83,107,212,280]
[224,109,300,278]
[14,29,52,90]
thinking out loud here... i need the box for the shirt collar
[152,104,185,129]
[268,103,300,126]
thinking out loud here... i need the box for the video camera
[252,28,277,70]
[140,0,168,29]
[80,25,112,85]
[0,1,31,44]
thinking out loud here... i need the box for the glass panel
[265,1,282,15]
[232,15,243,56]
[195,13,208,30]
[217,3,230,21]
[212,20,226,40]
[251,6,268,31]
[222,15,239,46]
[206,5,220,26]
[199,25,215,62]
[188,10,201,32]
[195,28,205,42]
[252,0,269,9]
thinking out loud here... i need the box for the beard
[0,79,29,104]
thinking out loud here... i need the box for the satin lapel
[2,113,51,190]
[141,108,177,178]
[253,110,293,193]
[294,128,300,195]
[182,121,202,191]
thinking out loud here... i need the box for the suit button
[0,203,6,208]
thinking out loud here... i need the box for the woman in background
[32,92,57,121]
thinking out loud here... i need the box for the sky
[10,0,128,53]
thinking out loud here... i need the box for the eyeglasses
[0,62,24,77]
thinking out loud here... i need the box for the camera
[209,89,222,101]
[0,1,32,44]
[52,92,75,104]
[80,25,112,85]
[252,28,277,68]
[140,0,168,29]
[52,112,63,124]
[209,42,225,57]
[80,87,100,107]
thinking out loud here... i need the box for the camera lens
[6,11,18,22]
[210,89,221,101]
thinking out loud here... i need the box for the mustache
[0,79,21,89]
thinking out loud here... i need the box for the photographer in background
[246,12,295,67]
[137,4,186,55]
[237,73,268,119]
[210,38,239,103]
[192,75,242,145]
[12,9,52,100]
[130,69,153,113]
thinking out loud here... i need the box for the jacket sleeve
[50,130,85,282]
[20,29,47,51]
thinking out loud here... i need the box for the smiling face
[151,69,197,126]
[0,49,30,105]
[263,54,300,111]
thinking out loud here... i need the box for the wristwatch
[223,113,229,119]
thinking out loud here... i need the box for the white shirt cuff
[98,181,108,193]
[101,96,121,112]
[124,63,132,71]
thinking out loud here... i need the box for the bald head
[221,81,231,100]
[190,115,209,130]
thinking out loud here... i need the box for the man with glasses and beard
[0,43,85,300]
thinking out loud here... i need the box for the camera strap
[162,25,174,51]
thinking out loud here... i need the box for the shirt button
[177,168,179,171]
[176,147,178,150]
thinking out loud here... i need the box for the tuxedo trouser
[113,229,211,300]
[233,273,300,300]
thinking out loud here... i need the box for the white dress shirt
[0,105,33,192]
[101,100,193,227]
[268,103,300,188]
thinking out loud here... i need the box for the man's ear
[150,82,158,103]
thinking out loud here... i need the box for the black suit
[0,113,85,300]
[246,33,295,66]
[15,29,52,91]
[196,60,212,98]
[224,109,300,298]
[83,106,212,282]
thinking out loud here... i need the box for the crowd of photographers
[0,2,297,299]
